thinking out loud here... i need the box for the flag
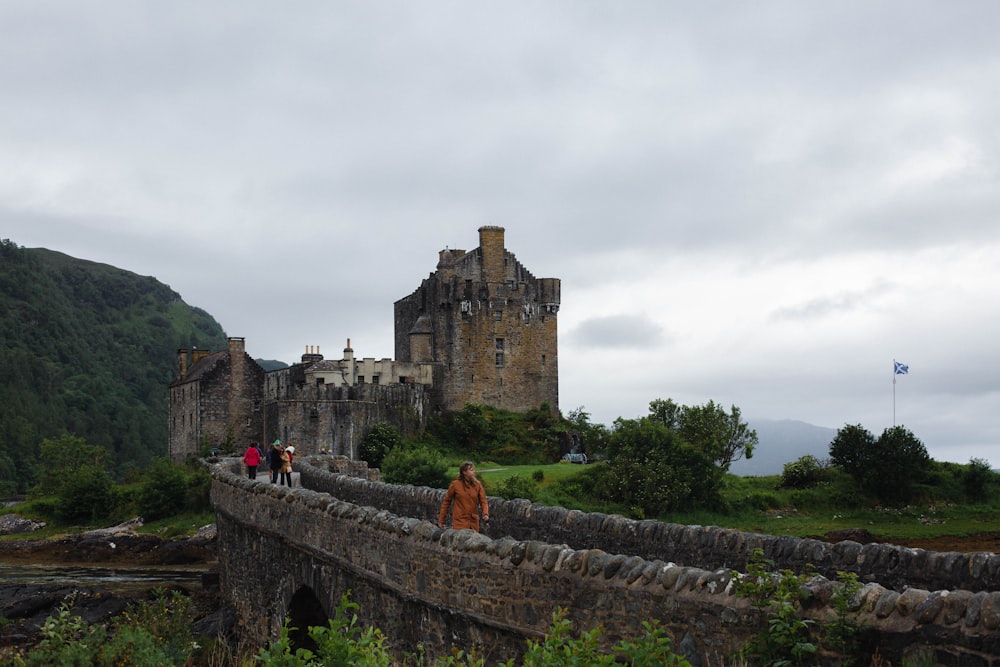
[894,361,909,375]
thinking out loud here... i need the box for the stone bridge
[211,456,1000,665]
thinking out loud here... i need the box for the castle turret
[478,225,506,287]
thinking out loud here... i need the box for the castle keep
[168,227,559,460]
[395,226,560,413]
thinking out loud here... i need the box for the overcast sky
[3,2,998,466]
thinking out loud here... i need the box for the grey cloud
[568,314,667,349]
[770,280,896,321]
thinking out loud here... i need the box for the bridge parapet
[212,459,1000,665]
[301,457,1000,594]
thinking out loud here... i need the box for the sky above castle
[3,2,999,466]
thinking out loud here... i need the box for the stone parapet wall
[215,461,1000,665]
[299,458,1000,594]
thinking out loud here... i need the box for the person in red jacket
[438,461,489,531]
[243,443,263,480]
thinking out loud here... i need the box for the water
[0,562,208,595]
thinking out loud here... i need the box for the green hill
[0,239,228,493]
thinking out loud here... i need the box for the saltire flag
[894,361,909,375]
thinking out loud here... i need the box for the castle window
[541,354,546,369]
[372,375,380,385]
[494,310,502,320]
[495,338,505,367]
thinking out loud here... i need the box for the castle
[168,227,560,461]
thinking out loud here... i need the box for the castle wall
[260,378,429,456]
[213,459,1000,666]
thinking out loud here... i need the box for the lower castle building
[168,227,559,461]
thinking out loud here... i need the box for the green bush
[779,455,827,489]
[381,445,451,488]
[359,423,403,469]
[55,464,116,523]
[964,458,995,503]
[135,457,189,521]
[493,474,539,502]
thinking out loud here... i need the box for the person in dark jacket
[268,440,283,484]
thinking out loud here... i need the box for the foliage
[732,551,817,666]
[828,424,875,483]
[135,457,189,521]
[381,444,451,489]
[501,608,690,667]
[600,415,722,516]
[491,474,539,502]
[54,464,116,523]
[359,423,403,469]
[779,455,828,489]
[829,425,932,506]
[426,403,568,465]
[565,407,610,459]
[0,239,228,491]
[10,590,194,667]
[255,593,394,666]
[732,549,864,667]
[963,458,996,503]
[649,398,757,470]
[32,434,111,498]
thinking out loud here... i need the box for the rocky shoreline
[0,516,231,654]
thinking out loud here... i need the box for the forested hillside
[0,239,228,493]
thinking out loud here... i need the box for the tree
[964,458,995,503]
[870,426,931,505]
[829,424,931,505]
[33,434,110,497]
[828,424,875,483]
[602,416,721,516]
[649,399,757,471]
[359,423,403,469]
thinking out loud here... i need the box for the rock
[0,514,46,535]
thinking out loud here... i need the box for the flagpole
[892,359,896,426]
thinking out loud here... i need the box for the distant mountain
[256,359,289,372]
[729,419,837,477]
[0,239,229,492]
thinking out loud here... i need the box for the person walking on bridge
[268,440,283,484]
[242,443,262,480]
[438,461,489,531]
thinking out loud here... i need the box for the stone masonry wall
[301,458,1000,595]
[214,458,1000,666]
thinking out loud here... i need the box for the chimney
[177,349,189,380]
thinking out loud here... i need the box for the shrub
[55,464,115,522]
[780,455,827,489]
[359,423,403,469]
[381,445,451,488]
[964,458,995,503]
[493,475,539,502]
[135,457,188,521]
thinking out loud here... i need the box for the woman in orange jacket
[438,461,489,531]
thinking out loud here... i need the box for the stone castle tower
[394,226,560,413]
